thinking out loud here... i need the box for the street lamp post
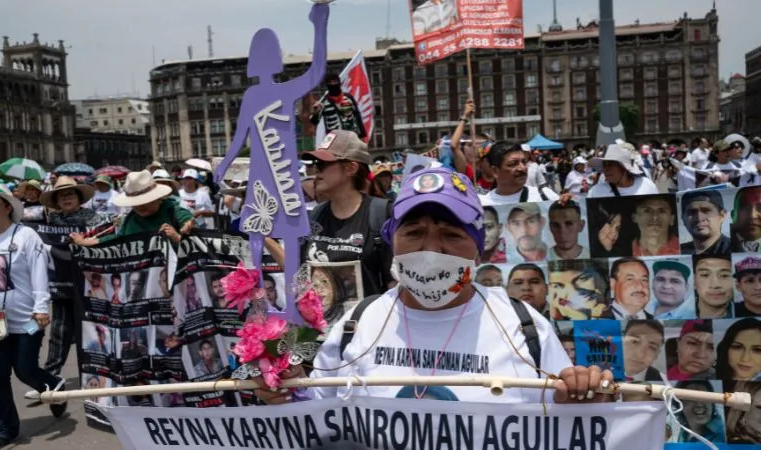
[595,0,626,147]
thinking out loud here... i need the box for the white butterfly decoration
[231,363,261,380]
[276,328,321,366]
[242,181,279,235]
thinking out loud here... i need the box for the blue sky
[1,0,758,99]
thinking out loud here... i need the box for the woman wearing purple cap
[255,167,613,406]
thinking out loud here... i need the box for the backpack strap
[508,296,542,376]
[367,197,391,251]
[538,187,548,201]
[339,294,382,357]
[519,187,529,203]
[610,184,621,197]
[731,160,742,169]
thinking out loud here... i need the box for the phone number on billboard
[418,37,524,63]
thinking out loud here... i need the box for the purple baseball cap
[381,167,485,252]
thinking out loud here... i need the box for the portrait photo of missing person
[84,271,108,300]
[475,264,503,288]
[310,263,361,325]
[556,324,576,364]
[81,374,114,407]
[587,202,626,257]
[0,254,14,292]
[505,203,548,262]
[730,185,761,252]
[182,274,203,314]
[207,271,227,309]
[482,206,506,264]
[547,199,590,260]
[125,270,148,303]
[725,381,761,444]
[630,195,679,257]
[118,327,149,360]
[694,253,735,319]
[188,337,225,378]
[108,273,125,305]
[83,321,113,357]
[646,258,696,320]
[714,318,761,382]
[153,325,182,357]
[410,0,458,38]
[665,319,715,381]
[506,263,549,319]
[607,257,653,320]
[548,258,610,321]
[678,190,731,255]
[143,266,170,300]
[622,320,666,382]
[668,380,727,444]
[733,255,761,317]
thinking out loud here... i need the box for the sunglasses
[314,160,340,172]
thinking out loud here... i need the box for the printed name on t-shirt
[310,233,365,255]
[374,346,489,374]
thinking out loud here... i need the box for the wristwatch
[459,116,469,123]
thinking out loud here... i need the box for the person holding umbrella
[70,170,194,246]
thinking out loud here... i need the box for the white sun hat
[113,170,172,207]
[589,143,643,175]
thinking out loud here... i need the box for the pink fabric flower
[233,337,265,363]
[234,316,288,363]
[259,355,291,388]
[297,288,328,332]
[220,263,266,313]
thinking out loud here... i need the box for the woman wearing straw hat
[41,176,98,227]
[255,167,613,406]
[70,170,194,246]
[0,185,67,447]
[152,169,181,203]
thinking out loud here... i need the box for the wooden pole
[36,375,752,411]
[465,48,478,184]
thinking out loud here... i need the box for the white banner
[101,396,666,450]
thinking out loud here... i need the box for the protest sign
[308,260,364,328]
[101,396,667,450]
[475,186,761,446]
[408,0,525,64]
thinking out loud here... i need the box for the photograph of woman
[725,381,761,444]
[110,274,125,304]
[482,206,506,263]
[311,265,346,325]
[587,203,625,257]
[716,318,761,381]
[669,380,726,444]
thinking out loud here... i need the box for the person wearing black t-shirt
[302,130,393,317]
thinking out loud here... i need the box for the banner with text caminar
[408,0,525,65]
[101,396,666,450]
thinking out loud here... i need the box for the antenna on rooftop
[385,0,392,38]
[188,45,193,60]
[207,25,214,58]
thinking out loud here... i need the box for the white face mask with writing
[390,251,476,309]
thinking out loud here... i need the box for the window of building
[118,119,124,125]
[527,89,539,105]
[481,109,494,118]
[99,108,107,114]
[527,123,539,137]
[437,113,449,122]
[130,118,136,125]
[394,116,407,125]
[393,83,405,96]
[575,106,586,118]
[645,100,658,114]
[669,98,682,113]
[395,132,408,147]
[620,69,633,81]
[372,86,382,99]
[437,96,449,110]
[694,81,705,94]
[457,63,468,77]
[393,68,404,82]
[524,57,538,71]
[436,80,448,94]
[553,124,562,138]
[89,120,98,127]
[504,107,517,117]
[479,60,492,74]
[211,138,226,156]
[371,70,382,85]
[191,77,201,90]
[394,99,406,114]
[572,72,586,85]
[192,138,207,156]
[645,83,658,97]
[645,117,658,133]
[417,131,428,145]
[103,120,109,126]
[415,81,427,96]
[547,58,561,72]
[505,125,517,139]
[669,116,682,131]
[666,49,683,62]
[231,75,241,87]
[525,73,538,88]
[696,99,706,111]
[458,78,468,93]
[640,52,659,64]
[414,66,426,78]
[669,81,682,95]
[459,94,469,107]
[503,75,516,89]
[574,122,586,137]
[694,29,702,42]
[644,67,658,80]
[696,113,706,130]
[479,94,494,108]
[435,64,448,77]
[210,119,225,134]
[552,90,562,102]
[374,131,384,148]
[415,98,426,111]
[191,121,205,135]
[620,84,634,98]
[692,66,706,77]
[549,76,562,87]
[573,88,586,101]
[552,108,562,120]
[416,114,427,123]
[503,58,515,73]
[617,53,634,65]
[480,76,493,91]
[88,108,93,115]
[504,91,517,106]
[528,106,539,115]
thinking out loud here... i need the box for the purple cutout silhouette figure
[214,3,329,324]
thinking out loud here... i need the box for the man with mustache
[631,196,679,256]
[734,256,761,317]
[479,142,560,206]
[505,203,547,262]
[731,186,761,252]
[647,260,694,319]
[694,253,734,318]
[609,257,653,319]
[506,263,549,318]
[680,190,731,255]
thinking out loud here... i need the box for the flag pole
[35,375,752,410]
[466,47,478,183]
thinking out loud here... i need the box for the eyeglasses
[315,160,339,172]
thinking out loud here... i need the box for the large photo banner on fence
[408,0,525,64]
[478,186,761,446]
[101,396,667,450]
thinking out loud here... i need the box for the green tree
[593,103,641,139]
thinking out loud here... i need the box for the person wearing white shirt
[587,144,659,198]
[179,169,215,230]
[411,0,457,36]
[252,167,614,406]
[689,138,710,170]
[0,185,67,446]
[479,142,561,207]
[563,156,589,195]
[84,175,121,218]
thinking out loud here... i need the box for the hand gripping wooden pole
[36,376,753,411]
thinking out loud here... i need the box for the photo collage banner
[72,231,284,427]
[478,185,761,447]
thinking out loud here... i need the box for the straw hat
[113,170,172,207]
[91,174,112,187]
[0,184,23,223]
[19,179,42,192]
[152,169,179,190]
[40,176,95,209]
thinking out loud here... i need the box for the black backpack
[339,294,542,376]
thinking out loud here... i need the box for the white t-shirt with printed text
[310,285,572,403]
[586,176,660,198]
[179,188,215,229]
[85,189,120,216]
[479,185,559,207]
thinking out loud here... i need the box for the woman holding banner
[254,167,613,406]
